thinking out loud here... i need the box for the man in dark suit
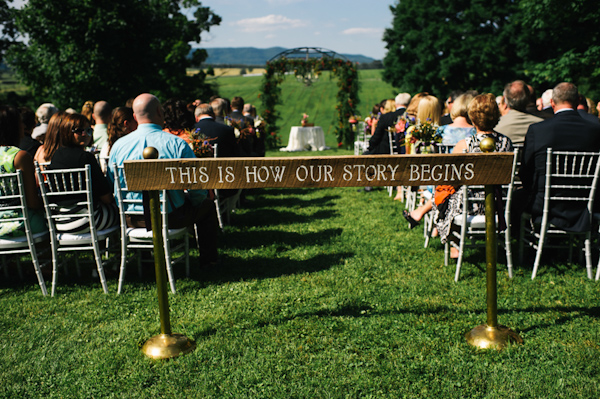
[519,82,600,232]
[194,103,240,158]
[364,92,411,155]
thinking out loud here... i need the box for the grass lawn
[1,152,599,397]
[214,69,398,149]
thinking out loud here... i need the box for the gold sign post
[140,147,196,360]
[464,138,523,349]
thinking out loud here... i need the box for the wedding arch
[259,47,359,150]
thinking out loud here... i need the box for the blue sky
[193,0,395,60]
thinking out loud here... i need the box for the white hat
[31,123,48,140]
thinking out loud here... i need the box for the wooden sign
[123,153,515,191]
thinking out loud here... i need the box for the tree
[515,0,600,98]
[0,0,16,62]
[382,0,521,97]
[6,0,221,108]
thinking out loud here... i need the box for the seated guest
[434,94,513,258]
[18,106,41,158]
[210,98,228,125]
[81,101,94,126]
[440,90,463,125]
[518,82,600,232]
[494,80,543,144]
[32,103,59,144]
[228,96,256,157]
[438,93,476,145]
[576,94,600,125]
[243,103,256,119]
[540,89,554,118]
[163,98,196,144]
[99,107,138,173]
[47,113,118,234]
[33,111,66,165]
[364,92,411,156]
[0,105,46,238]
[91,101,112,151]
[107,94,219,267]
[194,103,239,158]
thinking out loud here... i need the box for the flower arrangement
[348,115,361,124]
[404,119,442,153]
[225,117,256,141]
[301,113,309,126]
[189,128,217,158]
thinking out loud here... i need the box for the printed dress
[433,132,513,244]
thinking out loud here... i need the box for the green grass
[1,179,600,398]
[214,69,398,148]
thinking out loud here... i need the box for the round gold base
[142,333,196,359]
[465,324,523,349]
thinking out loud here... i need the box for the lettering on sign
[123,153,515,191]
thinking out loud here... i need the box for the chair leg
[30,247,48,296]
[117,238,128,295]
[163,241,177,294]
[50,244,59,297]
[531,221,548,280]
[185,231,190,278]
[584,233,592,279]
[91,239,109,294]
[444,241,449,266]
[504,222,514,279]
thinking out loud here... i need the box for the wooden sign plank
[123,153,515,191]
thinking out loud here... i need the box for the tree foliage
[6,0,221,108]
[383,0,600,98]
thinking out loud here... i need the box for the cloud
[342,28,383,36]
[232,14,308,32]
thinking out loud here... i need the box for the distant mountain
[191,47,377,66]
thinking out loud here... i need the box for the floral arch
[259,47,359,150]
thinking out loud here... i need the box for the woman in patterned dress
[433,93,513,258]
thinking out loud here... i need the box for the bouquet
[225,117,256,142]
[189,128,217,158]
[404,119,442,153]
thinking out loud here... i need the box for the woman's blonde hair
[416,95,441,125]
[382,99,396,114]
[450,93,474,121]
[406,92,429,117]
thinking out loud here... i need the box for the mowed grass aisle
[1,180,600,397]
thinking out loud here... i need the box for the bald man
[107,93,219,267]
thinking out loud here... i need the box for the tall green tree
[0,0,16,62]
[383,0,520,97]
[6,0,221,108]
[516,0,600,97]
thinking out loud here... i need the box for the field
[213,69,398,148]
[1,182,600,398]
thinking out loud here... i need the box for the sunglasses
[72,127,93,135]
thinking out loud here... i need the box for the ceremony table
[280,126,327,152]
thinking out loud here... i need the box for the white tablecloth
[280,126,327,152]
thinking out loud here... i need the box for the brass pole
[141,147,196,359]
[465,137,522,349]
[485,184,498,328]
[148,182,172,335]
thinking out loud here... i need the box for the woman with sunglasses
[47,113,118,234]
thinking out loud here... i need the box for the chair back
[0,170,38,244]
[542,148,600,226]
[434,143,455,154]
[36,164,97,236]
[112,164,169,227]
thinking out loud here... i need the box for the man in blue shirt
[107,93,218,267]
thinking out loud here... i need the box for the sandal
[403,210,419,229]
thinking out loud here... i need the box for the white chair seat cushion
[453,214,497,229]
[57,225,119,244]
[126,227,188,241]
[0,231,49,249]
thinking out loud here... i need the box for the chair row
[0,164,192,296]
[417,147,600,281]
